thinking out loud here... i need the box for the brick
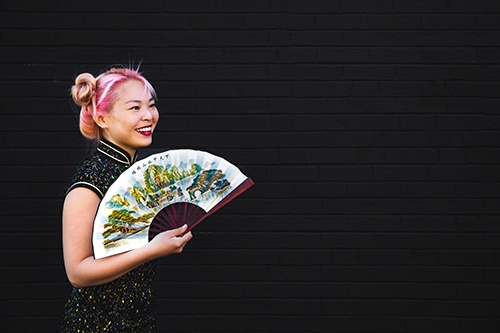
[440,250,497,266]
[243,14,289,29]
[400,183,455,198]
[244,282,296,298]
[350,282,404,299]
[423,48,478,64]
[405,318,460,332]
[341,0,394,13]
[422,15,476,30]
[427,166,483,181]
[224,48,278,63]
[375,233,428,249]
[297,282,350,298]
[374,300,430,316]
[375,266,429,282]
[245,316,300,332]
[428,267,485,283]
[373,166,427,181]
[449,0,500,13]
[320,166,373,181]
[323,299,375,315]
[268,300,322,315]
[459,319,500,333]
[395,0,449,13]
[297,317,352,332]
[269,266,322,281]
[458,285,500,301]
[477,14,500,29]
[349,216,402,231]
[358,250,413,264]
[322,266,377,282]
[351,317,406,332]
[317,47,374,63]
[403,283,457,300]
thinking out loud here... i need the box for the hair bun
[71,73,97,107]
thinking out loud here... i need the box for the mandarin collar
[97,139,137,166]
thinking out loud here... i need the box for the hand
[146,224,193,259]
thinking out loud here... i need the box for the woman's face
[98,79,159,157]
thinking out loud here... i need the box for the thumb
[168,224,188,237]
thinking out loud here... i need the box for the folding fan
[92,149,254,259]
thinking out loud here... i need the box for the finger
[181,231,193,241]
[177,232,193,246]
[179,233,193,247]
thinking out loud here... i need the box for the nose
[141,106,153,121]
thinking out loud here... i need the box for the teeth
[136,127,152,133]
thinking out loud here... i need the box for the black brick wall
[1,1,499,332]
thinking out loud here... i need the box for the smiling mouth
[136,126,153,135]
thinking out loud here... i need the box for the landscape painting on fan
[103,162,231,247]
[92,149,252,259]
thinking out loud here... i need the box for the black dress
[61,139,157,332]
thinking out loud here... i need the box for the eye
[149,103,157,109]
[129,105,140,111]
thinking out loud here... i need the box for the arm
[62,187,192,288]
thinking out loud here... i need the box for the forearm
[64,225,191,288]
[65,245,155,288]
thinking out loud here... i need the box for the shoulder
[65,153,126,199]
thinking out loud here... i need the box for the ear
[93,115,108,129]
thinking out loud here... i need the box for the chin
[139,137,153,148]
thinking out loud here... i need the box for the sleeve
[66,181,104,199]
[65,160,105,199]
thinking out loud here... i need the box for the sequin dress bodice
[61,140,157,332]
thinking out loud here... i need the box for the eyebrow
[125,97,155,104]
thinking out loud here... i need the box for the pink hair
[72,67,156,140]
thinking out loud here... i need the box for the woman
[61,66,192,332]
